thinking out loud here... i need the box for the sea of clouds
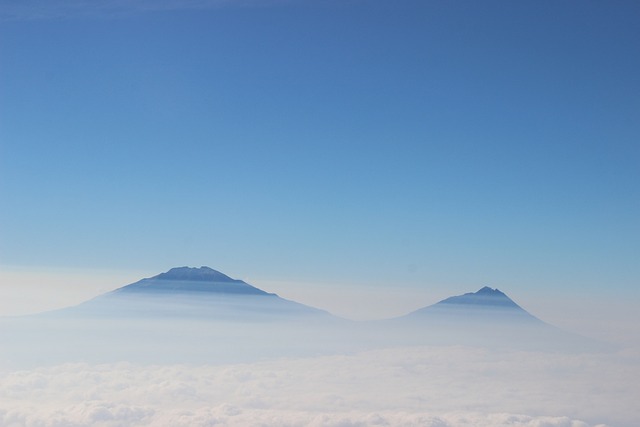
[1,345,637,427]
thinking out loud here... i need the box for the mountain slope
[437,286,524,308]
[109,266,272,296]
[403,286,542,323]
[385,286,604,351]
[49,266,333,322]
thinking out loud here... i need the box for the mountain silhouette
[386,286,604,351]
[437,286,523,308]
[403,286,541,322]
[1,273,609,367]
[110,266,272,296]
[51,266,333,322]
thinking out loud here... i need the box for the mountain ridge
[110,266,274,297]
[436,286,526,309]
[154,266,236,282]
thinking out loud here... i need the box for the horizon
[0,264,637,348]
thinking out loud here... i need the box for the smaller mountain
[404,286,541,323]
[387,286,603,352]
[437,286,522,308]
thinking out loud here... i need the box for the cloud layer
[1,345,637,427]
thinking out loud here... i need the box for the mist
[0,289,638,427]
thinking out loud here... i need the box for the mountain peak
[475,286,506,296]
[437,286,521,309]
[153,266,235,282]
[112,266,270,296]
[399,286,540,326]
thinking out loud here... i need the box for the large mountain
[8,267,343,366]
[109,266,273,296]
[50,266,333,322]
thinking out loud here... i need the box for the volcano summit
[111,266,273,296]
[402,285,542,323]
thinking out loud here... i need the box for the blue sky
[1,1,639,325]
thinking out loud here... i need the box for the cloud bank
[1,346,636,427]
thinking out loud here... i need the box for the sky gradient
[1,1,638,340]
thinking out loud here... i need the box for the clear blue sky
[1,1,638,323]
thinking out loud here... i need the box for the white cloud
[0,346,636,427]
[0,406,600,427]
